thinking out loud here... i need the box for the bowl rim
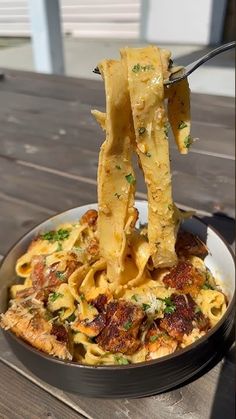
[1,201,235,370]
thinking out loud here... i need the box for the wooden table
[0,69,234,419]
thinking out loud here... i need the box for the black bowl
[0,202,235,398]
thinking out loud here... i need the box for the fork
[93,41,235,86]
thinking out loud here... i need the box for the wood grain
[0,360,85,419]
[0,68,234,419]
[0,192,54,254]
[0,154,234,256]
[0,69,234,155]
[0,69,234,218]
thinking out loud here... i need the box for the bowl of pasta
[0,44,235,398]
[0,202,234,398]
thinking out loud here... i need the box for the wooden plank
[170,151,235,217]
[0,156,97,212]
[0,70,234,156]
[1,143,234,219]
[0,91,234,158]
[0,73,105,106]
[0,361,85,419]
[0,155,97,253]
[0,193,54,255]
[0,69,234,159]
[0,332,234,419]
[0,172,234,265]
[0,84,234,216]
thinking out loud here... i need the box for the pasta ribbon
[48,283,75,320]
[79,258,107,300]
[167,79,191,154]
[92,59,136,284]
[122,46,177,268]
[68,264,91,301]
[196,289,226,327]
[127,232,151,287]
[10,277,32,299]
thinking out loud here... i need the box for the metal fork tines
[93,41,235,86]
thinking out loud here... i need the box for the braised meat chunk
[80,209,98,228]
[16,287,50,303]
[89,294,108,313]
[72,314,106,338]
[176,231,208,258]
[87,238,100,261]
[160,294,209,342]
[96,300,145,355]
[145,324,177,358]
[163,261,205,297]
[0,301,72,360]
[31,255,79,291]
[51,323,69,344]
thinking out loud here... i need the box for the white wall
[142,0,227,45]
[0,0,141,39]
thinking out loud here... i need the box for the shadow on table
[201,212,235,247]
[143,326,235,399]
[206,213,235,419]
[173,46,235,68]
[210,343,235,419]
[148,212,235,398]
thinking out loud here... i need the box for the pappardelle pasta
[0,46,227,365]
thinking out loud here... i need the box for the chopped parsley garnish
[149,335,158,342]
[56,271,65,280]
[49,292,63,302]
[80,293,85,301]
[145,151,151,157]
[143,64,155,71]
[56,242,62,252]
[66,313,76,322]
[157,297,176,314]
[202,282,214,290]
[178,121,187,129]
[149,333,167,342]
[114,192,121,199]
[164,122,170,136]
[44,310,53,321]
[168,204,173,211]
[142,303,151,311]
[131,294,138,302]
[123,320,132,331]
[74,245,82,252]
[132,63,154,73]
[132,63,141,73]
[164,305,176,314]
[41,228,70,243]
[115,356,130,365]
[184,135,192,149]
[138,127,146,135]
[194,306,202,314]
[28,308,35,314]
[163,297,176,314]
[115,165,121,170]
[125,173,135,185]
